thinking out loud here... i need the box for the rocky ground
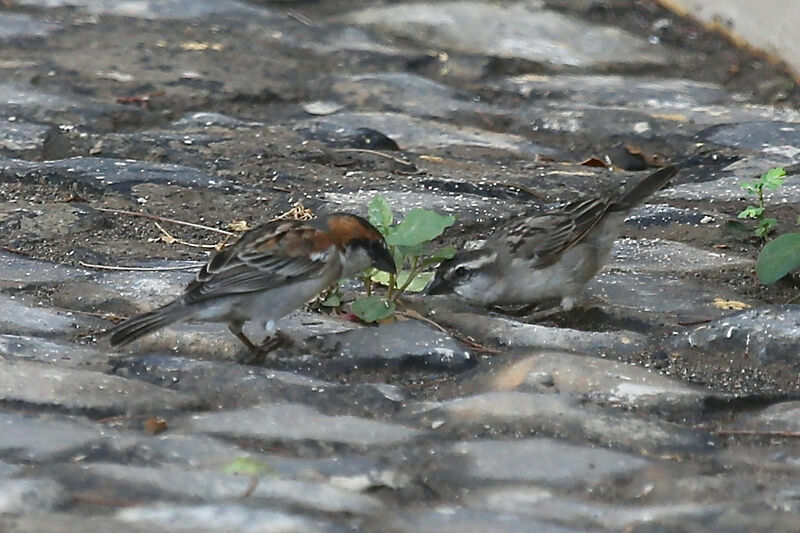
[2,0,800,531]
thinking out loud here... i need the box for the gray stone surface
[69,463,381,514]
[348,2,669,67]
[448,438,650,488]
[0,359,199,415]
[498,74,729,107]
[0,157,238,193]
[185,403,424,446]
[15,0,263,19]
[0,119,51,153]
[669,305,800,365]
[0,0,799,529]
[0,412,105,461]
[315,320,473,369]
[302,112,552,154]
[0,478,66,514]
[456,351,718,418]
[0,13,59,41]
[116,504,343,533]
[413,391,711,454]
[434,311,650,357]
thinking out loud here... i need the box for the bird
[108,213,396,354]
[427,166,677,311]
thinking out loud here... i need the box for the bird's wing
[494,198,610,267]
[183,219,337,303]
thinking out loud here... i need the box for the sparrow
[108,213,396,353]
[427,166,677,310]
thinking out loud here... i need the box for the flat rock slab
[113,355,404,416]
[447,438,650,489]
[658,165,800,203]
[0,294,94,337]
[0,157,237,194]
[435,311,649,358]
[0,119,51,154]
[0,13,60,41]
[464,487,726,531]
[0,359,199,416]
[328,73,509,122]
[184,403,424,447]
[61,463,381,515]
[497,74,729,107]
[413,391,711,455]
[15,0,264,19]
[0,334,109,368]
[388,507,583,533]
[302,112,551,154]
[347,2,669,68]
[0,251,88,285]
[456,350,719,419]
[0,412,106,461]
[731,400,800,433]
[116,504,343,533]
[314,320,473,370]
[607,238,751,274]
[668,305,800,366]
[702,121,800,157]
[588,271,756,325]
[0,478,66,514]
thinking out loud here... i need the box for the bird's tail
[108,302,190,347]
[611,165,677,211]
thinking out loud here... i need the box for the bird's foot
[235,331,309,366]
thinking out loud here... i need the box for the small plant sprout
[350,196,456,322]
[738,167,787,238]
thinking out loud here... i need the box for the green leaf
[351,295,396,322]
[756,232,800,283]
[222,457,274,476]
[755,218,778,237]
[742,182,759,194]
[321,293,341,307]
[368,196,393,233]
[761,167,787,189]
[396,243,427,258]
[433,246,457,260]
[369,270,393,287]
[386,209,455,247]
[370,269,435,292]
[738,206,764,219]
[404,270,435,292]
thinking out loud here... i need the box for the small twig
[333,148,412,165]
[2,246,31,256]
[286,9,314,26]
[268,203,314,222]
[72,494,138,508]
[153,221,221,249]
[95,207,235,236]
[788,293,800,304]
[240,476,260,498]
[78,261,202,271]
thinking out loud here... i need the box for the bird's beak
[371,243,396,274]
[425,273,451,295]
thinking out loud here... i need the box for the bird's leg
[228,321,260,358]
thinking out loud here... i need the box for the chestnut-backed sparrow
[427,166,677,310]
[109,213,395,352]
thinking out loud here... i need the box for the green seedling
[351,196,455,322]
[738,167,786,238]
